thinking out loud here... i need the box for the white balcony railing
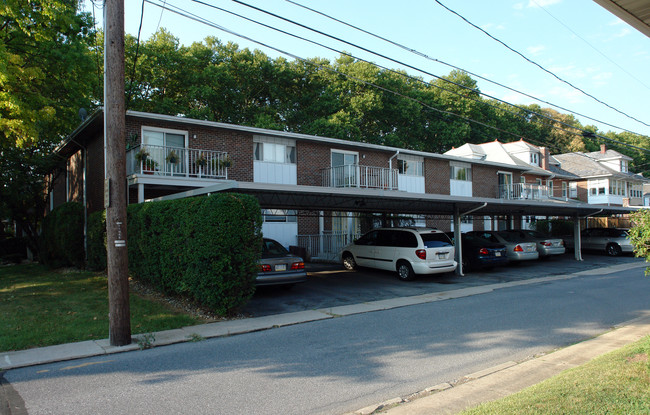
[321,165,398,190]
[127,145,229,179]
[498,183,549,200]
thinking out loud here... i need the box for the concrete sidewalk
[2,261,649,415]
[349,313,650,415]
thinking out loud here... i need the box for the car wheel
[606,243,622,257]
[461,257,471,273]
[396,261,416,281]
[342,253,357,270]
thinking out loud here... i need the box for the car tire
[396,261,416,281]
[461,257,471,273]
[342,253,357,270]
[606,243,622,257]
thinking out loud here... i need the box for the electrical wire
[222,0,649,152]
[529,0,650,93]
[126,0,147,109]
[432,0,650,129]
[284,0,649,137]
[143,0,650,156]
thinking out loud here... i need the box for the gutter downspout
[388,151,399,190]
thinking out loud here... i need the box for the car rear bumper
[412,261,458,275]
[256,271,308,286]
[539,247,566,256]
[509,251,539,261]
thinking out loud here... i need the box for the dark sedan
[447,232,509,271]
[257,238,307,286]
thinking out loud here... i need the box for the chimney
[540,147,549,170]
[600,144,607,154]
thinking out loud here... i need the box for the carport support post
[453,205,463,276]
[574,214,582,261]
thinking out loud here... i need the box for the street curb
[2,261,647,371]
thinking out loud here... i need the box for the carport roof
[153,181,637,217]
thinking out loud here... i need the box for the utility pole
[104,0,131,346]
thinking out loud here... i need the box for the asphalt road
[3,257,649,415]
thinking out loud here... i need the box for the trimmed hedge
[127,193,262,315]
[532,218,575,236]
[86,210,107,271]
[40,202,85,268]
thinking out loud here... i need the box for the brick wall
[425,159,450,194]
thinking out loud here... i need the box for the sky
[83,0,650,139]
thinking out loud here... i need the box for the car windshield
[261,239,289,258]
[497,232,521,243]
[421,233,452,248]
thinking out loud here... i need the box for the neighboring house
[553,145,646,207]
[51,110,633,261]
[446,140,647,208]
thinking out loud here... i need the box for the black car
[447,232,509,271]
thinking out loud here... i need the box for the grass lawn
[1,263,203,352]
[460,334,650,414]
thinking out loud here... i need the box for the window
[143,128,186,149]
[398,159,423,176]
[450,163,472,181]
[254,142,296,164]
[547,180,553,196]
[262,209,297,223]
[621,161,628,173]
[562,182,567,198]
[530,153,539,166]
[569,182,577,198]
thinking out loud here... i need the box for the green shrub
[86,210,107,271]
[533,218,574,236]
[127,193,262,315]
[40,202,85,268]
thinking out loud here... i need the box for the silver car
[257,238,307,286]
[580,228,634,256]
[502,229,565,257]
[467,231,539,262]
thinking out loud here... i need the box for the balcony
[321,165,398,190]
[498,183,549,200]
[127,145,229,179]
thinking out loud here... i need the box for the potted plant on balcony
[219,156,232,169]
[166,150,179,164]
[134,148,150,164]
[195,153,207,168]
[143,158,158,174]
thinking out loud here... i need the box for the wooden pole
[104,0,131,346]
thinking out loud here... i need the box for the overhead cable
[432,0,650,129]
[285,0,649,137]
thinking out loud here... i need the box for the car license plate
[437,252,447,259]
[274,264,287,272]
[495,252,501,257]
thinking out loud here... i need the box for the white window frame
[141,126,189,148]
[450,161,472,181]
[253,136,296,164]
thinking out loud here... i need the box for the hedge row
[87,193,263,315]
[40,201,85,268]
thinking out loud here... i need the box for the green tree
[0,0,97,257]
[629,210,650,276]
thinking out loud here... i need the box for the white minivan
[341,227,457,281]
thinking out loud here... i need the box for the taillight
[259,264,272,272]
[291,262,305,270]
[541,242,552,247]
[415,249,426,260]
[479,248,489,255]
[514,245,524,252]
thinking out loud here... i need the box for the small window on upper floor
[530,153,539,166]
[398,159,423,176]
[254,142,296,164]
[621,160,628,173]
[450,163,471,181]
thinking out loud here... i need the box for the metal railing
[498,183,549,200]
[127,145,229,179]
[321,165,398,190]
[297,232,360,261]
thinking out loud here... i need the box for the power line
[284,0,649,137]
[432,0,650,129]
[224,0,649,152]
[143,0,650,155]
[126,0,146,109]
[529,0,650,93]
